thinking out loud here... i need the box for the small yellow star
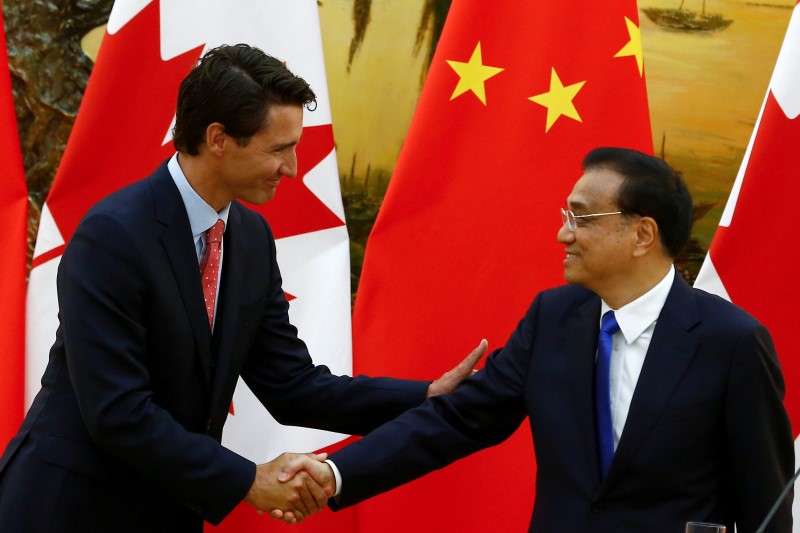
[614,17,644,76]
[528,68,586,132]
[446,42,504,105]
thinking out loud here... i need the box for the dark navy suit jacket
[0,161,428,532]
[330,277,794,533]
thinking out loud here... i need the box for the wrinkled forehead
[566,168,624,212]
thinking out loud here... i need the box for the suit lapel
[565,296,604,487]
[151,166,214,385]
[601,276,700,491]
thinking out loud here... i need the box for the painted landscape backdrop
[4,0,795,294]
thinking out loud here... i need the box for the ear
[632,216,659,258]
[205,122,226,157]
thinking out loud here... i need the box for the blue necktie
[595,310,620,479]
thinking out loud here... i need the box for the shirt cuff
[325,459,342,497]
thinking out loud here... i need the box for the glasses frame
[561,208,623,231]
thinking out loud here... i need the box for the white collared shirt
[167,153,231,328]
[600,266,675,450]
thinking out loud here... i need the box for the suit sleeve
[724,324,794,533]
[325,294,543,508]
[60,212,253,524]
[239,216,430,436]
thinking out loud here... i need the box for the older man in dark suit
[284,147,794,532]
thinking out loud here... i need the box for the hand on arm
[426,339,488,398]
[244,452,331,524]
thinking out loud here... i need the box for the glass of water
[685,522,726,533]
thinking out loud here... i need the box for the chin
[245,191,276,205]
[563,270,582,286]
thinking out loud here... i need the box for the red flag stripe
[0,0,29,450]
[351,1,651,531]
[696,4,800,436]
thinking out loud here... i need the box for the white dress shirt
[600,266,675,450]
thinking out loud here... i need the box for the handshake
[244,452,336,524]
[240,339,489,524]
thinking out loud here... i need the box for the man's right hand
[277,454,336,500]
[244,452,331,524]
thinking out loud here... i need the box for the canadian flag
[23,1,352,530]
[693,1,800,529]
[0,0,29,451]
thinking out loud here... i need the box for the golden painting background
[316,0,795,288]
[5,0,796,290]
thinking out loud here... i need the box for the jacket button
[591,502,605,513]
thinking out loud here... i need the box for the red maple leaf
[40,0,344,260]
[44,0,204,251]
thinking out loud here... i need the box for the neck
[599,260,673,309]
[177,151,228,212]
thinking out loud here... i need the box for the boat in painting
[642,0,733,32]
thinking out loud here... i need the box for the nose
[557,222,574,244]
[281,147,298,178]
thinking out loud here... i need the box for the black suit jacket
[0,161,428,532]
[330,277,794,532]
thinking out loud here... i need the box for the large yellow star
[528,68,586,132]
[614,17,644,76]
[446,42,504,105]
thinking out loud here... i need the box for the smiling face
[557,167,637,297]
[216,103,303,206]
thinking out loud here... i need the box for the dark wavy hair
[582,147,693,258]
[173,44,316,155]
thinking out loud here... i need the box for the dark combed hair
[173,44,317,155]
[582,147,693,258]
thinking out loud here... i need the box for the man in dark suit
[0,44,484,532]
[284,147,794,532]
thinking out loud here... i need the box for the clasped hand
[244,452,334,524]
[247,339,488,524]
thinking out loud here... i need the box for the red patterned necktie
[199,219,224,329]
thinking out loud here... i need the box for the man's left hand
[426,339,488,398]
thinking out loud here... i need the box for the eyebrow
[271,139,299,152]
[567,199,589,211]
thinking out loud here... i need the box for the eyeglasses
[560,208,623,231]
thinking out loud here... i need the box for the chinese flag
[694,0,800,481]
[0,0,29,450]
[23,1,352,531]
[350,1,652,531]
